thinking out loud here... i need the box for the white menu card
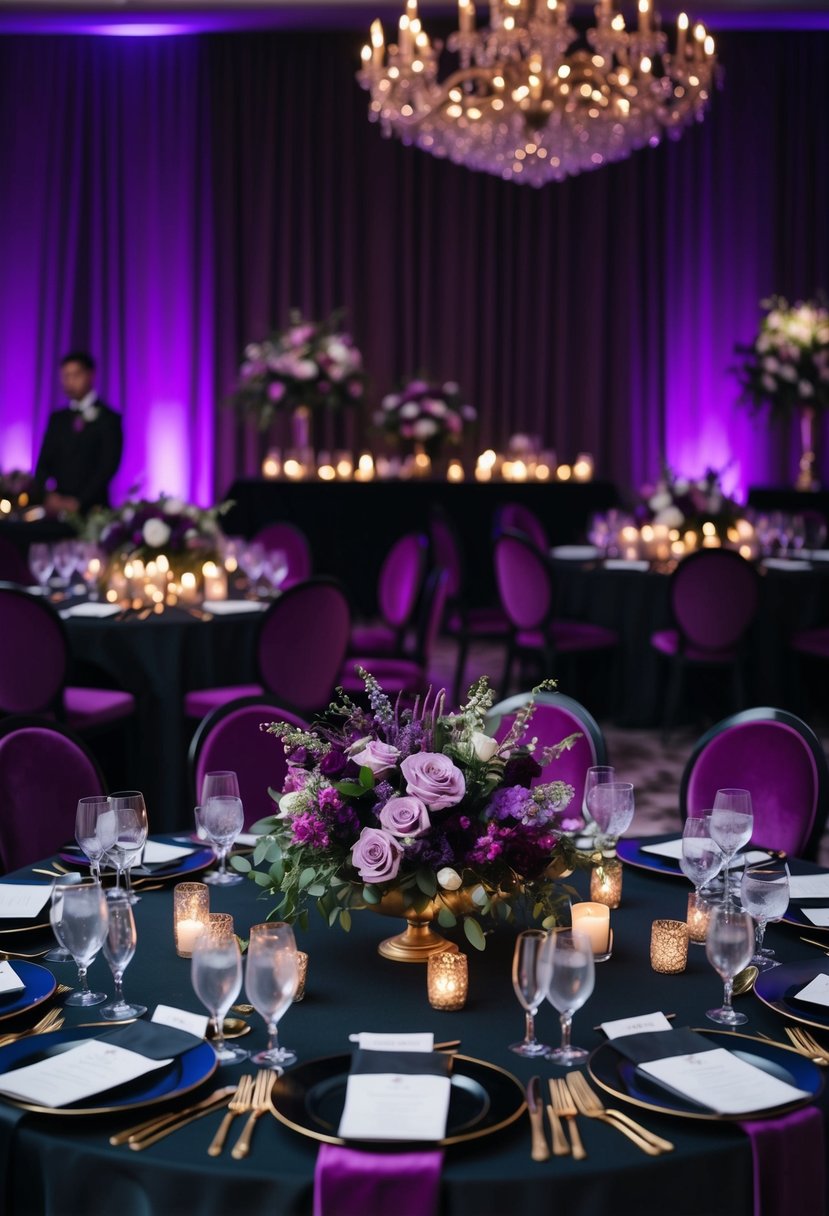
[338,1032,449,1141]
[639,1048,810,1114]
[0,885,51,919]
[0,1039,172,1107]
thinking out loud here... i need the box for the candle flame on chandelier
[357,0,719,185]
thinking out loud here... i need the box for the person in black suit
[35,351,123,514]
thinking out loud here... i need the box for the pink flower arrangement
[375,379,476,457]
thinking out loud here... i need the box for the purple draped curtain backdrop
[0,29,827,505]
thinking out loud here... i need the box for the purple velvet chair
[184,577,351,719]
[348,532,428,658]
[679,707,828,859]
[487,691,608,826]
[430,509,510,705]
[189,696,308,830]
[341,568,449,700]
[0,584,135,732]
[650,549,760,733]
[0,716,106,873]
[252,521,312,588]
[495,502,549,552]
[493,532,617,700]
[0,538,32,586]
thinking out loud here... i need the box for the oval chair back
[190,696,309,830]
[377,533,429,632]
[0,716,106,872]
[679,707,829,859]
[493,532,552,631]
[495,502,548,552]
[670,550,759,653]
[0,584,67,715]
[256,577,351,715]
[429,512,463,602]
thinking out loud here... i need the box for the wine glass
[264,550,289,594]
[679,816,723,896]
[245,922,299,1070]
[586,781,634,858]
[705,904,755,1026]
[201,796,245,886]
[44,873,82,964]
[739,865,790,970]
[201,771,241,803]
[708,790,753,906]
[75,796,116,884]
[509,929,550,1057]
[539,929,595,1066]
[191,927,250,1064]
[28,543,53,592]
[581,766,615,836]
[107,792,149,903]
[100,892,147,1020]
[50,880,109,1006]
[52,540,78,591]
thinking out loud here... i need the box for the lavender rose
[350,740,400,777]
[400,752,466,811]
[351,827,403,883]
[379,796,430,839]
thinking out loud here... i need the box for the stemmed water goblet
[581,766,615,840]
[106,792,149,903]
[100,891,147,1020]
[708,789,753,906]
[52,540,79,592]
[263,550,289,595]
[28,543,53,593]
[705,904,755,1026]
[75,796,116,884]
[679,816,723,897]
[539,929,595,1066]
[198,787,245,887]
[739,865,790,970]
[509,929,550,1057]
[50,880,109,1006]
[245,922,299,1070]
[192,926,250,1064]
[586,781,634,858]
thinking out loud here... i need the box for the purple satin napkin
[313,1144,443,1216]
[741,1106,825,1216]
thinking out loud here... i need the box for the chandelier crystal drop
[358,0,719,186]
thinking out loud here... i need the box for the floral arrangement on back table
[640,465,740,543]
[233,309,365,430]
[235,673,584,950]
[81,496,228,573]
[375,379,477,458]
[734,296,829,416]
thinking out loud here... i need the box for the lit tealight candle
[427,950,468,1010]
[571,902,611,960]
[572,453,594,481]
[356,452,375,481]
[180,571,198,602]
[447,459,464,482]
[174,882,210,958]
[202,561,228,602]
[556,463,572,481]
[590,861,623,909]
[262,450,281,479]
[686,892,711,944]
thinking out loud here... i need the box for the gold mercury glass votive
[293,951,309,1002]
[590,861,623,909]
[650,919,689,974]
[173,882,210,958]
[427,951,468,1011]
[207,913,234,939]
[687,892,712,944]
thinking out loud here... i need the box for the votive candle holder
[590,861,623,909]
[687,892,712,945]
[294,951,309,1002]
[650,919,689,974]
[571,902,612,961]
[173,882,210,958]
[427,951,468,1011]
[207,913,234,939]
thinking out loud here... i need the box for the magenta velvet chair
[0,716,106,872]
[679,707,828,859]
[184,577,351,719]
[494,502,549,552]
[252,521,312,588]
[348,532,429,658]
[189,696,308,830]
[493,532,617,700]
[650,549,760,733]
[0,583,135,732]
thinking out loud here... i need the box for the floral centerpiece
[234,673,584,960]
[80,496,228,585]
[640,466,741,544]
[233,309,365,431]
[735,296,829,417]
[375,379,477,460]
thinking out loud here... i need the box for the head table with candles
[0,842,826,1216]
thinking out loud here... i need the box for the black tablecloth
[3,852,828,1216]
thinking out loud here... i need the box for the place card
[0,963,25,995]
[0,885,52,920]
[152,1004,209,1038]
[338,1049,451,1141]
[639,1049,810,1114]
[793,974,829,1008]
[203,601,268,615]
[347,1032,434,1053]
[58,603,123,619]
[600,1011,672,1040]
[802,908,829,927]
[550,545,600,560]
[143,841,194,865]
[604,558,651,572]
[761,558,812,572]
[0,1039,172,1108]
[788,876,829,900]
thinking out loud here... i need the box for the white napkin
[203,600,268,615]
[142,841,194,865]
[789,875,829,900]
[794,973,829,1007]
[0,962,25,995]
[805,550,829,562]
[604,558,651,572]
[550,545,600,560]
[59,603,122,619]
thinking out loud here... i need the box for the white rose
[278,791,304,817]
[799,381,815,398]
[648,491,672,512]
[779,365,798,382]
[471,731,499,762]
[412,418,439,439]
[293,359,318,381]
[400,402,420,420]
[164,497,184,515]
[654,506,685,528]
[142,518,171,548]
[436,866,463,891]
[762,357,780,373]
[381,394,400,412]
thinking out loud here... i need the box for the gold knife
[527,1076,551,1162]
[109,1086,236,1147]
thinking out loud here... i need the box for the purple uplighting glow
[87,23,192,38]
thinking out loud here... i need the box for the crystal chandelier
[358,0,718,186]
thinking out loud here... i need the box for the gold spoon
[733,965,759,996]
[207,1017,251,1041]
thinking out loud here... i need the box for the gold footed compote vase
[370,888,476,963]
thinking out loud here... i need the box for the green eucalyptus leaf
[253,841,269,867]
[437,906,457,928]
[231,856,251,873]
[415,869,437,898]
[362,884,381,905]
[306,883,327,897]
[471,885,489,908]
[340,909,352,932]
[251,871,273,888]
[298,867,316,889]
[463,917,487,951]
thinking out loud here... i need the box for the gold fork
[0,1006,64,1048]
[786,1026,829,1065]
[207,1074,253,1156]
[231,1070,274,1159]
[566,1072,672,1155]
[549,1078,587,1160]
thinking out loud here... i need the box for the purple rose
[351,827,403,883]
[319,750,348,777]
[379,796,431,838]
[400,752,466,811]
[350,740,400,777]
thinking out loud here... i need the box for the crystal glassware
[581,766,615,838]
[200,796,245,886]
[679,816,723,896]
[191,927,250,1064]
[509,929,550,1057]
[100,892,147,1020]
[75,796,116,884]
[50,880,109,1006]
[739,865,790,970]
[708,790,753,906]
[705,905,755,1026]
[245,922,299,1070]
[107,791,149,903]
[539,929,595,1066]
[586,781,634,858]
